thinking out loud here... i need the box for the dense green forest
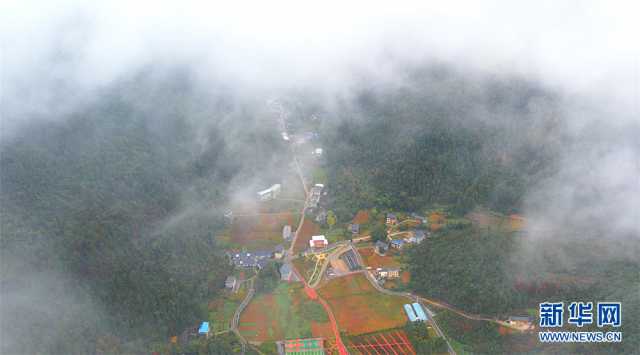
[319,68,561,220]
[0,68,287,354]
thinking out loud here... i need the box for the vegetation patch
[239,283,329,342]
[230,212,295,251]
[318,274,408,335]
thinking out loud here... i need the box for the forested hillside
[0,68,285,353]
[321,67,562,219]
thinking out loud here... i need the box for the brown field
[466,210,527,232]
[358,247,401,268]
[318,274,408,335]
[239,283,331,342]
[231,212,295,250]
[293,219,320,253]
[352,210,370,224]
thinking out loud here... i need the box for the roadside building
[225,276,237,290]
[257,184,281,201]
[390,239,405,250]
[386,213,398,225]
[280,263,293,281]
[412,303,428,321]
[349,223,360,234]
[404,304,418,322]
[282,225,292,241]
[375,241,389,255]
[312,148,323,156]
[274,244,286,259]
[340,249,361,271]
[315,210,327,224]
[198,322,210,338]
[376,267,401,279]
[309,235,328,249]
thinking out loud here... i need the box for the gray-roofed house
[280,263,293,281]
[386,213,398,225]
[375,241,389,255]
[350,223,360,234]
[225,276,237,290]
[282,225,292,241]
[229,251,272,269]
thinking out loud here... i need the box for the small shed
[198,322,210,338]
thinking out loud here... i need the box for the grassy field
[228,212,296,251]
[318,274,408,335]
[238,283,331,342]
[208,286,248,333]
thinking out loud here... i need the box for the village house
[312,148,323,157]
[375,241,389,255]
[257,184,281,201]
[376,267,401,279]
[282,225,292,241]
[225,276,237,290]
[390,239,405,250]
[407,229,426,244]
[308,184,324,209]
[309,235,328,249]
[386,213,398,225]
[280,263,293,281]
[274,245,286,259]
[349,223,360,234]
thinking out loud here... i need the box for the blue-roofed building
[412,302,428,321]
[198,322,210,338]
[404,304,418,322]
[390,239,405,250]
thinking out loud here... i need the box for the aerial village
[169,99,533,355]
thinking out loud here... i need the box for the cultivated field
[346,329,416,355]
[317,274,408,335]
[238,283,331,342]
[358,247,401,268]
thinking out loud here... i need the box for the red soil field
[293,219,320,253]
[238,294,280,341]
[358,247,401,268]
[352,210,370,224]
[348,329,416,355]
[318,274,407,336]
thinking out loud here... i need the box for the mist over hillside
[1,1,638,354]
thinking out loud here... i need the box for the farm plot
[358,247,401,269]
[238,283,331,342]
[346,329,416,355]
[292,219,320,253]
[230,212,296,250]
[318,274,408,335]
